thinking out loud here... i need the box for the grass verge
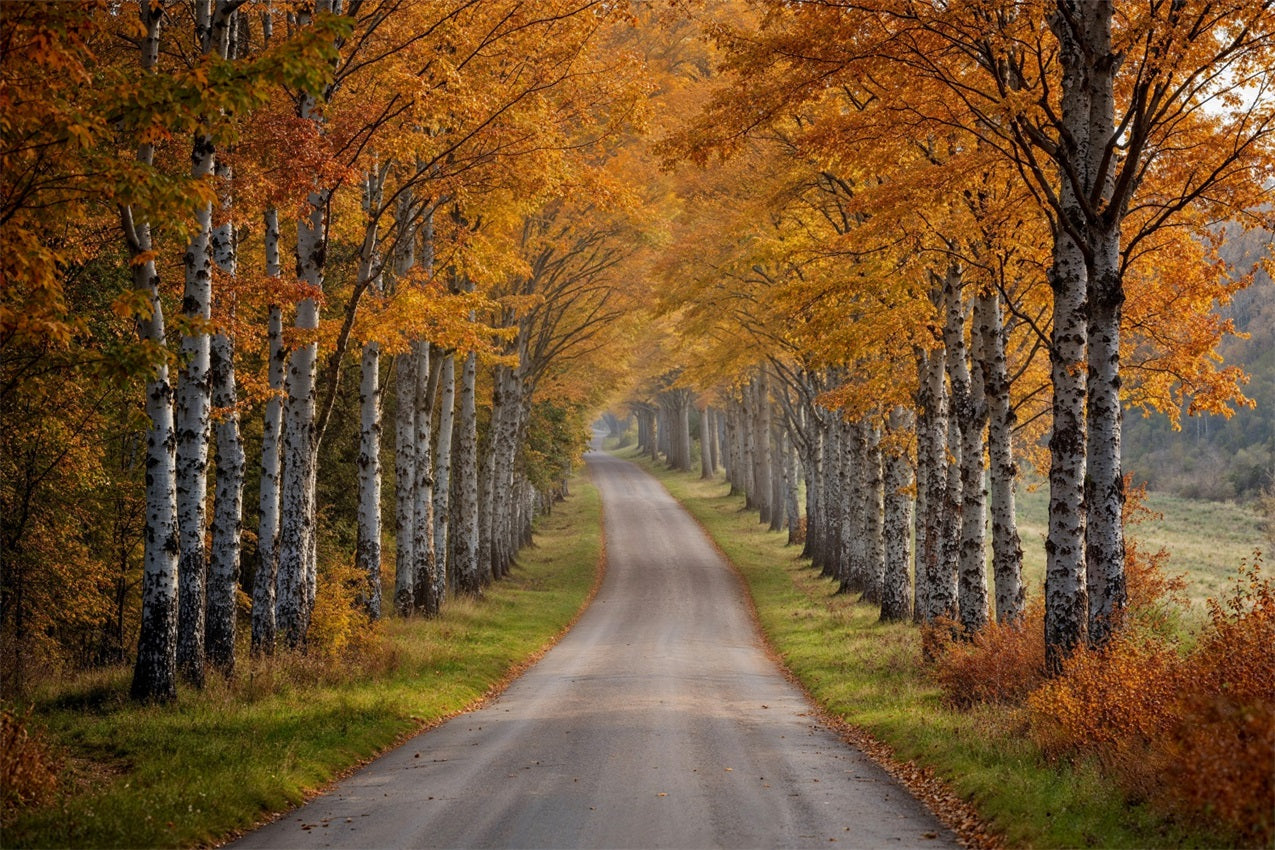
[616,446,1226,849]
[3,474,603,849]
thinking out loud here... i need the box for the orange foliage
[1159,560,1275,846]
[930,478,1272,841]
[932,479,1183,707]
[1027,632,1183,777]
[931,599,1047,709]
[1028,561,1275,846]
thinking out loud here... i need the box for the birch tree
[252,212,285,653]
[124,4,179,703]
[205,160,244,675]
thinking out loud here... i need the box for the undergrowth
[1,708,61,828]
[931,484,1274,847]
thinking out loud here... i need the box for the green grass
[616,446,1228,849]
[4,475,603,849]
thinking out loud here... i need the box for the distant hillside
[1123,225,1275,501]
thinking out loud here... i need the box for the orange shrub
[1029,560,1275,846]
[1027,633,1183,790]
[932,599,1047,708]
[1120,480,1189,635]
[1156,560,1274,846]
[790,516,808,546]
[931,482,1183,711]
[0,709,60,825]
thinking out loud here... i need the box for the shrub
[1026,632,1183,791]
[1156,559,1274,846]
[0,709,60,826]
[1119,481,1189,638]
[931,599,1047,708]
[931,482,1182,710]
[307,560,384,667]
[1029,560,1275,846]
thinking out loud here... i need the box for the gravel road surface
[231,447,960,849]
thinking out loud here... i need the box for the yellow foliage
[306,561,381,665]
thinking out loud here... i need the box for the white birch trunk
[453,350,481,595]
[801,409,823,563]
[391,192,418,616]
[706,407,719,475]
[783,427,800,545]
[837,419,857,589]
[206,190,243,675]
[1045,1,1094,672]
[981,290,1024,624]
[394,351,416,615]
[649,405,661,463]
[129,6,179,702]
[913,364,929,625]
[492,372,524,578]
[252,283,284,654]
[752,373,772,524]
[727,404,740,489]
[1086,224,1126,646]
[919,342,955,624]
[175,131,215,687]
[478,418,496,584]
[724,403,740,495]
[717,410,727,478]
[357,339,382,619]
[487,368,513,579]
[276,6,330,645]
[277,189,324,649]
[207,337,243,673]
[677,391,692,472]
[842,420,869,594]
[355,167,386,621]
[944,264,988,635]
[663,405,671,464]
[432,350,455,606]
[881,407,914,623]
[862,420,885,606]
[769,421,785,533]
[412,342,437,615]
[821,415,842,580]
[941,405,963,623]
[700,406,714,479]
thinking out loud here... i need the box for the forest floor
[1,476,603,849]
[613,443,1243,849]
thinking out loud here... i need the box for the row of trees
[2,1,648,701]
[4,0,1272,705]
[630,0,1274,669]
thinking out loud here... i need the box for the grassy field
[615,445,1232,849]
[3,475,603,849]
[1015,478,1266,611]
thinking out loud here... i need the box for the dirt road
[231,449,959,849]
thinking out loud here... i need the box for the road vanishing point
[231,445,960,850]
